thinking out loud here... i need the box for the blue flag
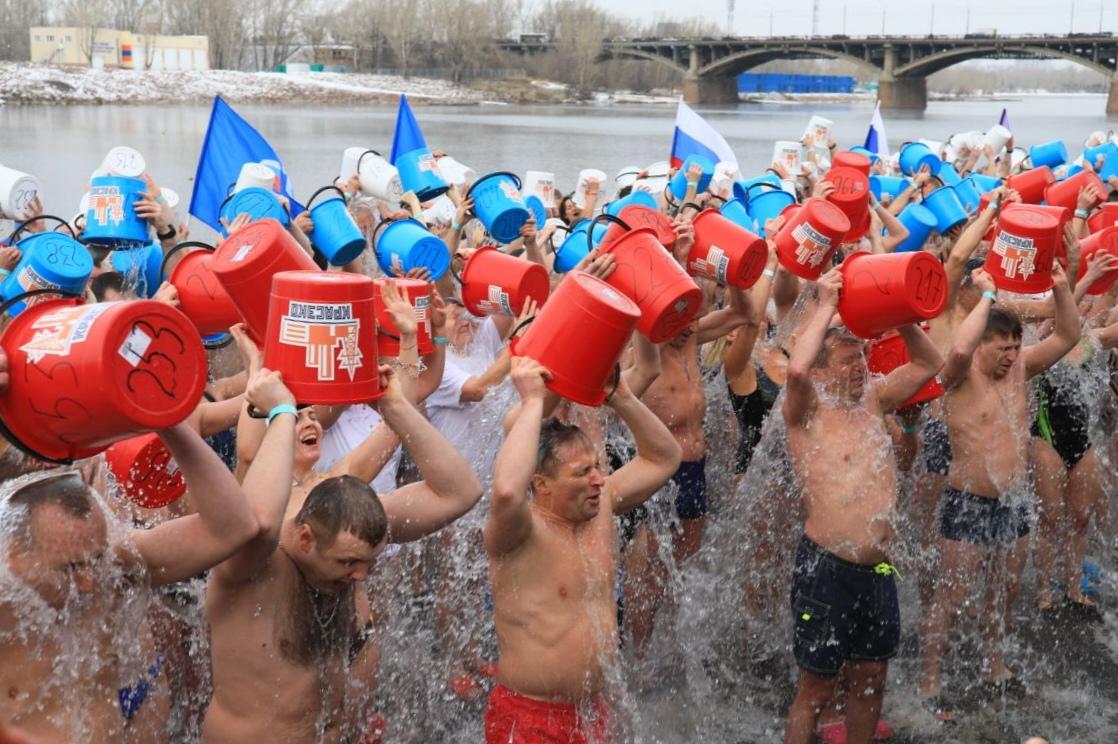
[864,102,890,161]
[999,107,1010,130]
[189,96,303,231]
[389,94,429,165]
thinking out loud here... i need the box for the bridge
[499,34,1118,114]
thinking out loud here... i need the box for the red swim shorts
[485,684,610,743]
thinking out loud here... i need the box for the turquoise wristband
[433,336,448,345]
[1074,209,1089,219]
[267,403,297,424]
[982,290,997,303]
[0,269,9,279]
[451,221,462,232]
[900,424,917,434]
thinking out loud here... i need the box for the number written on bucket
[912,263,946,311]
[993,231,1037,279]
[280,301,363,381]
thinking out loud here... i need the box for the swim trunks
[484,684,609,744]
[118,655,163,721]
[938,486,1031,545]
[728,366,781,475]
[790,536,900,677]
[1031,374,1091,469]
[672,459,707,520]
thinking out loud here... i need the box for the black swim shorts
[672,459,708,520]
[938,486,1031,545]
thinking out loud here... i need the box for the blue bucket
[719,198,752,230]
[937,163,962,186]
[968,173,1002,194]
[524,194,547,228]
[1,219,93,316]
[306,186,366,266]
[219,187,289,236]
[553,219,606,273]
[466,171,529,244]
[1061,165,1083,181]
[1030,140,1068,169]
[869,175,910,201]
[396,148,449,202]
[923,186,968,232]
[893,204,939,253]
[372,218,450,279]
[848,146,879,163]
[1084,141,1118,166]
[733,173,782,203]
[745,185,795,237]
[82,175,149,247]
[110,242,164,297]
[954,177,983,214]
[606,190,658,216]
[668,155,714,200]
[899,142,942,176]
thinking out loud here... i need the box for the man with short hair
[484,356,681,743]
[204,353,484,742]
[781,269,942,744]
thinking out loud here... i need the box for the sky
[591,0,1110,38]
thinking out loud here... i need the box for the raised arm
[376,367,483,543]
[874,324,943,413]
[607,375,682,515]
[782,270,842,428]
[1024,263,1082,379]
[622,332,662,399]
[944,199,999,308]
[940,268,996,389]
[875,197,910,252]
[484,357,550,556]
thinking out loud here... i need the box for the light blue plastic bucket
[553,219,606,273]
[306,185,366,266]
[1,217,93,316]
[869,175,910,201]
[923,186,968,232]
[372,217,450,279]
[466,171,529,244]
[745,184,795,237]
[1084,141,1118,167]
[733,173,782,203]
[110,242,164,297]
[719,198,752,230]
[668,155,714,200]
[396,148,449,202]
[83,175,149,247]
[937,163,962,186]
[968,173,1002,194]
[899,142,942,176]
[524,195,547,227]
[953,177,983,214]
[1030,140,1068,169]
[219,187,289,236]
[606,190,658,216]
[848,146,879,163]
[893,204,939,253]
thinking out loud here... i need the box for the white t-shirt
[315,404,400,495]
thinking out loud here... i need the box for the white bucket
[421,194,457,225]
[634,160,670,197]
[523,170,556,204]
[74,191,91,228]
[0,164,42,220]
[339,147,368,182]
[772,141,803,173]
[1010,147,1029,170]
[102,146,146,178]
[572,168,606,208]
[435,156,476,188]
[356,151,404,203]
[234,162,278,194]
[803,115,833,145]
[713,161,740,189]
[984,125,1011,154]
[160,187,180,211]
[614,165,642,191]
[949,131,983,155]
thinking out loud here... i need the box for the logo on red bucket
[90,185,126,226]
[992,231,1037,280]
[690,244,730,284]
[791,223,833,267]
[279,301,363,381]
[18,304,112,363]
[476,284,515,315]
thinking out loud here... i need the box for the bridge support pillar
[878,76,927,112]
[1107,70,1118,117]
[682,75,739,105]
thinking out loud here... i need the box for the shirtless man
[204,353,484,742]
[484,356,681,743]
[781,270,943,744]
[919,265,1080,715]
[0,376,259,742]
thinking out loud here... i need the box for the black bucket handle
[8,214,78,245]
[588,213,632,253]
[159,240,215,282]
[307,185,347,211]
[355,149,384,175]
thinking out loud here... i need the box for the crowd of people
[1,117,1117,744]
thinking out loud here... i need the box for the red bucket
[1087,202,1118,233]
[838,251,948,338]
[0,295,206,463]
[1075,226,1118,296]
[823,166,871,241]
[1005,166,1055,204]
[263,271,381,405]
[1043,169,1107,213]
[510,271,640,406]
[611,205,676,249]
[866,330,944,410]
[374,278,434,357]
[593,215,702,343]
[161,242,240,338]
[686,209,767,289]
[985,206,1060,293]
[459,246,550,317]
[210,219,319,344]
[1000,203,1071,263]
[775,198,851,279]
[832,151,873,176]
[105,432,186,509]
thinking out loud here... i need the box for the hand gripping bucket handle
[306,185,347,210]
[8,214,78,244]
[588,213,632,252]
[0,288,84,464]
[158,241,232,350]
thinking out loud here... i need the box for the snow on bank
[0,63,487,106]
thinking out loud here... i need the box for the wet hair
[294,475,387,549]
[6,473,94,549]
[535,418,593,478]
[558,193,576,225]
[982,307,1023,341]
[90,271,125,301]
[617,184,633,198]
[960,258,985,287]
[813,326,864,368]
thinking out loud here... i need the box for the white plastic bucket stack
[772,141,803,173]
[234,162,278,193]
[984,125,1012,155]
[573,169,606,208]
[355,151,403,202]
[523,170,556,205]
[102,146,146,178]
[0,165,42,220]
[435,156,477,188]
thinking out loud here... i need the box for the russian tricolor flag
[670,101,737,168]
[863,102,891,162]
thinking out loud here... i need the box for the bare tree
[0,0,51,61]
[164,0,247,69]
[62,0,112,63]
